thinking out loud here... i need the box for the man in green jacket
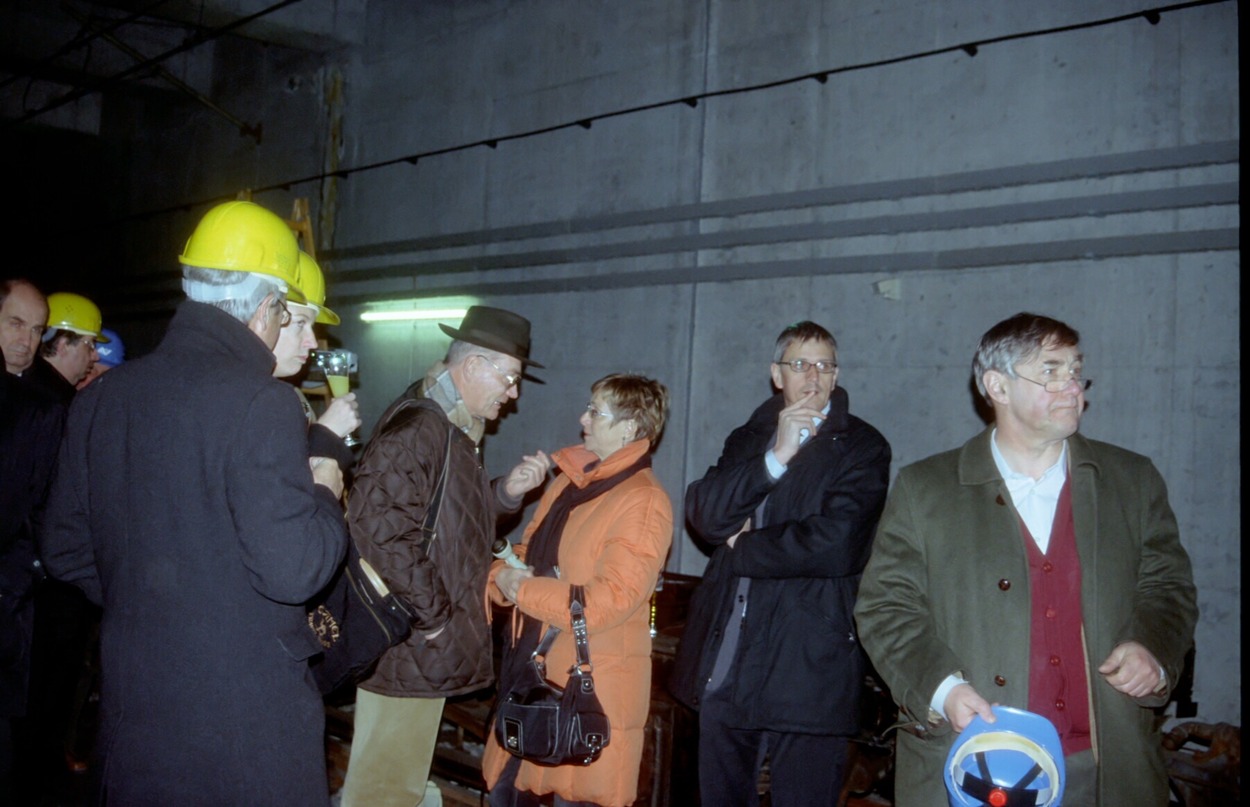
[855,312,1196,807]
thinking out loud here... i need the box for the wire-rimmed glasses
[775,359,838,374]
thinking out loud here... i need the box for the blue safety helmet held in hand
[944,706,1065,807]
[95,328,125,367]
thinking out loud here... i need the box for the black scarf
[498,452,651,691]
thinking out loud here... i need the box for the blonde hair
[591,373,670,443]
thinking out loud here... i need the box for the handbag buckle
[502,717,524,751]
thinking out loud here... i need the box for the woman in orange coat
[483,373,674,807]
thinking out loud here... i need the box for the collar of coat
[552,438,653,490]
[24,355,77,405]
[167,300,279,377]
[958,427,1103,486]
[420,361,485,444]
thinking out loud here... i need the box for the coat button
[1055,699,1066,710]
[1042,561,1054,573]
[994,675,1006,687]
[998,579,1011,591]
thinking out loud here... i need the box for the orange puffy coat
[482,439,673,807]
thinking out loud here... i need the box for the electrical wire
[53,0,1235,225]
[7,0,307,126]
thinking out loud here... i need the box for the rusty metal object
[1163,721,1241,806]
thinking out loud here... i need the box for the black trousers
[13,579,98,803]
[698,685,848,807]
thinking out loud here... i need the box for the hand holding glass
[313,349,361,446]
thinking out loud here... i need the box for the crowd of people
[0,200,1196,807]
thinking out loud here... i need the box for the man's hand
[310,456,344,499]
[316,393,361,439]
[726,518,751,549]
[1098,641,1164,697]
[504,451,552,499]
[496,566,534,604]
[944,683,996,732]
[772,390,825,466]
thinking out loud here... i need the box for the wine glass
[313,348,361,446]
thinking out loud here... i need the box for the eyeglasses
[476,355,521,387]
[585,403,615,421]
[1015,371,1093,393]
[274,298,292,327]
[775,359,838,374]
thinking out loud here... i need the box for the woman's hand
[496,566,534,604]
[316,393,361,438]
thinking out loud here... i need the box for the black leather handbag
[494,585,611,766]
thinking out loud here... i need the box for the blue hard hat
[944,706,1065,807]
[96,328,126,367]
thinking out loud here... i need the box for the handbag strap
[419,426,454,541]
[374,398,452,543]
[531,585,592,674]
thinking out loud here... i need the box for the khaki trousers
[340,690,446,807]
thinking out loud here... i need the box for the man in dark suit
[670,320,891,807]
[0,370,65,804]
[13,290,110,802]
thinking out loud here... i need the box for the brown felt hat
[440,306,544,368]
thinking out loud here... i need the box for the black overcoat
[669,386,890,734]
[40,301,347,807]
[0,373,65,717]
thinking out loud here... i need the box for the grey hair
[444,339,477,367]
[772,321,837,363]
[592,373,671,443]
[972,312,1081,398]
[182,266,285,324]
[445,339,511,368]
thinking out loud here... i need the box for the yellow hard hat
[294,251,340,325]
[46,292,110,343]
[177,201,303,300]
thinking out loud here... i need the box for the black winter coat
[668,386,890,734]
[0,373,65,717]
[22,355,76,407]
[40,301,347,807]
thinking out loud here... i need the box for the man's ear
[983,370,1010,406]
[247,293,276,340]
[769,362,783,390]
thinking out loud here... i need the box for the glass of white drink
[313,348,361,446]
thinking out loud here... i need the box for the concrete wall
[38,0,1237,727]
[304,0,1240,723]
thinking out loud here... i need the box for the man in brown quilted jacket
[341,306,552,807]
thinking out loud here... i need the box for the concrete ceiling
[0,0,362,135]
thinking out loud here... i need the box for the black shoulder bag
[307,423,454,694]
[494,584,611,766]
[307,541,415,694]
